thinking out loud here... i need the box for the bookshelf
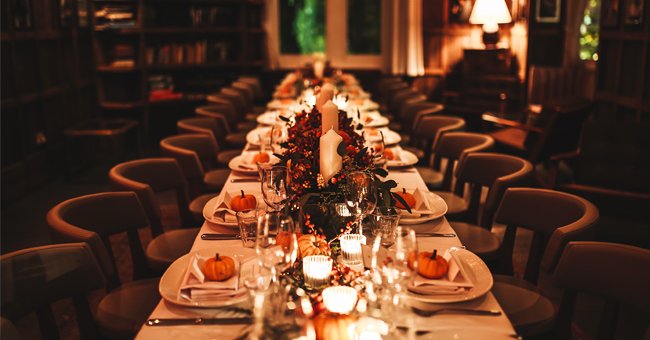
[91,0,266,142]
[2,0,97,203]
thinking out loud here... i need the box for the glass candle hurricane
[302,255,332,289]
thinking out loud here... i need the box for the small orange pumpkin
[410,249,449,279]
[297,234,330,257]
[231,190,257,212]
[276,231,301,251]
[394,188,416,209]
[312,312,355,340]
[384,148,395,160]
[252,152,270,164]
[203,253,236,281]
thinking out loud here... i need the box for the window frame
[270,0,389,70]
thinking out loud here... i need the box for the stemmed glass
[261,166,288,212]
[344,171,377,234]
[255,212,298,283]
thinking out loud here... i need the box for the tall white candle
[313,60,325,79]
[320,129,343,182]
[321,100,339,134]
[316,83,334,111]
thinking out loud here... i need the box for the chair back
[389,89,424,114]
[195,104,237,132]
[433,132,494,191]
[525,100,592,163]
[1,317,20,340]
[553,242,650,339]
[177,117,225,151]
[412,115,465,166]
[237,76,264,99]
[206,94,241,125]
[46,192,152,286]
[494,188,599,282]
[220,88,248,115]
[1,243,105,339]
[109,158,193,233]
[398,101,443,133]
[232,81,255,103]
[160,134,217,197]
[454,153,533,228]
[528,64,591,105]
[378,79,407,103]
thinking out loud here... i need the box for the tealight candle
[313,60,325,79]
[339,234,366,272]
[322,286,358,314]
[302,255,332,289]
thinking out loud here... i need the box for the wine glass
[261,166,288,212]
[344,171,377,234]
[255,212,297,283]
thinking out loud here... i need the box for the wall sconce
[469,0,512,48]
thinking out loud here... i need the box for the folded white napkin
[179,253,256,301]
[409,250,474,295]
[212,191,239,224]
[397,188,434,217]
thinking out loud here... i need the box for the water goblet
[261,166,288,212]
[344,171,377,234]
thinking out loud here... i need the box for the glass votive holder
[236,209,265,248]
[302,255,332,289]
[368,211,400,248]
[339,234,366,271]
[322,286,358,314]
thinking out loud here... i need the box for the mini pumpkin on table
[203,253,236,281]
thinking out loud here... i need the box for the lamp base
[482,31,500,49]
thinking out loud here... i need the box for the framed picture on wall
[536,0,561,23]
[602,0,620,27]
[624,0,644,25]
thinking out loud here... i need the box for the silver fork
[411,307,502,317]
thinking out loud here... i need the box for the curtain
[563,0,588,65]
[388,0,424,76]
[264,0,280,69]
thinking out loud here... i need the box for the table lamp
[469,0,512,48]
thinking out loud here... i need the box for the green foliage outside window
[579,0,600,61]
[280,0,325,54]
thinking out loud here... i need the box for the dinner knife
[415,232,457,237]
[146,317,252,326]
[231,178,260,183]
[201,233,241,240]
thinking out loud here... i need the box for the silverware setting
[411,307,502,317]
[201,233,241,240]
[146,317,252,326]
[415,232,457,237]
[231,178,260,183]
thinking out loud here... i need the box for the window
[579,0,600,61]
[279,0,325,54]
[347,0,381,55]
[273,0,386,69]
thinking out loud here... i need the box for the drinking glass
[255,212,297,282]
[344,171,377,234]
[236,209,265,248]
[368,210,400,248]
[261,166,288,212]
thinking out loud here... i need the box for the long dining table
[135,76,517,339]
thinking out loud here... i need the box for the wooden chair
[549,121,650,248]
[46,193,163,339]
[490,188,599,337]
[237,76,265,102]
[195,105,249,148]
[448,153,533,261]
[1,317,20,340]
[430,132,495,214]
[388,89,425,117]
[553,242,650,339]
[160,134,227,221]
[177,117,243,167]
[482,100,593,168]
[393,101,443,144]
[109,159,199,272]
[401,116,466,189]
[206,93,258,132]
[1,243,106,339]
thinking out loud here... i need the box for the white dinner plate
[228,152,278,175]
[267,99,297,110]
[256,111,295,126]
[386,149,419,168]
[417,329,517,340]
[363,128,401,145]
[159,247,250,308]
[399,192,448,224]
[406,248,493,304]
[358,112,389,128]
[202,193,265,228]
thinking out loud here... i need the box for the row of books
[95,5,136,30]
[145,41,229,66]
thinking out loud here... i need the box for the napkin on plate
[179,253,256,301]
[212,191,239,224]
[397,188,434,217]
[408,250,474,295]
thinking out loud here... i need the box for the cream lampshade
[469,0,512,47]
